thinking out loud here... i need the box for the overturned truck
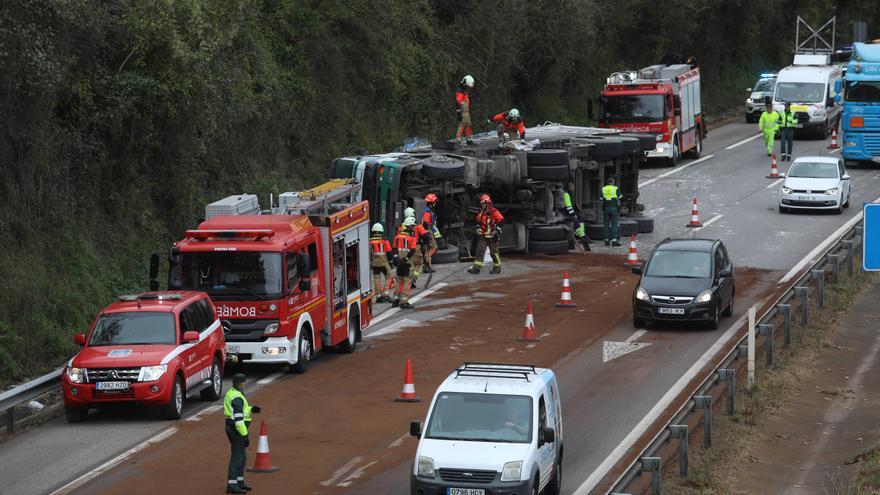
[329,123,655,259]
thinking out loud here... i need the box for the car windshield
[775,82,825,103]
[425,393,532,443]
[171,252,283,298]
[603,94,665,123]
[89,313,175,346]
[754,79,775,92]
[645,250,711,278]
[845,81,880,102]
[787,162,839,178]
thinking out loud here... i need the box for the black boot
[604,239,610,246]
[467,267,480,274]
[227,485,247,494]
[611,239,622,247]
[581,239,592,252]
[423,266,435,273]
[392,299,400,308]
[466,138,475,145]
[238,482,253,491]
[490,266,501,274]
[400,301,414,309]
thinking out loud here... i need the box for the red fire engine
[155,180,373,373]
[600,63,706,165]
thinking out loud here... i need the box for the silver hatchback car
[779,157,852,214]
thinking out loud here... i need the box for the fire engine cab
[157,180,373,373]
[600,63,706,165]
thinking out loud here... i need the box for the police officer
[467,194,504,274]
[601,177,622,247]
[392,217,418,309]
[564,182,591,251]
[369,223,393,303]
[224,373,261,493]
[758,103,780,156]
[778,101,797,161]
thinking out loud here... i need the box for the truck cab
[840,42,880,165]
[772,54,843,139]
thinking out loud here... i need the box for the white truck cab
[409,363,563,495]
[772,54,843,138]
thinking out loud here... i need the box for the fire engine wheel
[688,132,702,159]
[421,157,465,178]
[200,357,223,401]
[529,225,569,242]
[526,165,570,180]
[666,140,680,167]
[160,376,185,420]
[290,332,311,374]
[340,316,358,354]
[528,239,569,255]
[432,244,460,264]
[526,149,570,167]
[631,215,655,234]
[65,407,88,423]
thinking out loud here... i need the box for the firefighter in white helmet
[369,223,393,303]
[392,217,418,309]
[489,108,526,144]
[456,75,476,146]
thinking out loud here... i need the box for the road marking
[320,456,364,486]
[365,318,416,339]
[50,427,179,495]
[387,433,409,449]
[830,147,841,154]
[638,154,715,188]
[766,178,785,189]
[692,214,723,233]
[369,283,448,327]
[337,460,379,487]
[724,133,762,150]
[257,372,284,385]
[602,329,651,363]
[184,404,222,422]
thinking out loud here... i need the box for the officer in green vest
[224,373,261,493]
[778,101,798,161]
[564,182,591,251]
[601,177,622,247]
[758,103,780,156]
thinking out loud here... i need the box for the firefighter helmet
[425,193,438,203]
[461,75,475,88]
[480,194,492,205]
[403,207,415,218]
[403,216,416,227]
[508,108,521,122]
[371,223,384,233]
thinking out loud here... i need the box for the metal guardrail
[0,367,63,434]
[609,224,863,494]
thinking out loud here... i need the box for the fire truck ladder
[281,178,363,216]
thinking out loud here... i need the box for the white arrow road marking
[602,330,651,363]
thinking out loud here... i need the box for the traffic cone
[518,301,540,342]
[766,154,781,178]
[686,198,702,227]
[395,359,421,402]
[247,420,280,473]
[625,234,639,266]
[828,127,839,149]
[555,272,577,308]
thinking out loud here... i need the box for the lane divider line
[369,283,448,327]
[692,214,723,233]
[257,372,284,385]
[639,154,716,188]
[766,178,785,189]
[830,147,841,154]
[184,404,222,422]
[724,133,762,150]
[320,456,364,486]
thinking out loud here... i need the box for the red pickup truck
[62,291,226,422]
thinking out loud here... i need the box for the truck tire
[621,133,657,152]
[528,239,569,255]
[527,149,569,167]
[65,407,88,423]
[631,215,655,234]
[619,219,639,237]
[339,316,358,353]
[529,225,569,242]
[588,139,624,160]
[421,156,465,178]
[432,244,460,264]
[527,165,569,180]
[688,132,702,159]
[585,222,605,241]
[160,376,185,420]
[200,357,223,401]
[666,139,679,167]
[290,331,312,374]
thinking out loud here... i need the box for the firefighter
[467,194,504,275]
[421,193,442,273]
[404,208,432,288]
[758,103,780,156]
[392,217,418,309]
[224,373,261,494]
[564,182,591,251]
[370,223,393,303]
[601,177,622,247]
[778,101,797,161]
[455,75,476,146]
[489,108,526,144]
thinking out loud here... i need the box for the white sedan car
[779,157,852,214]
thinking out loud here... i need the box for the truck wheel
[618,219,638,237]
[421,156,465,178]
[527,165,569,180]
[200,357,223,401]
[340,316,358,354]
[528,239,569,255]
[666,140,679,167]
[529,225,569,242]
[585,223,605,241]
[527,149,570,167]
[688,132,702,159]
[160,376,185,420]
[65,407,88,423]
[290,332,312,374]
[432,244,460,264]
[631,215,655,234]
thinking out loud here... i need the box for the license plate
[448,489,485,495]
[227,344,240,354]
[96,381,130,391]
[798,195,814,201]
[657,307,685,315]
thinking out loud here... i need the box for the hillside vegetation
[1,0,878,385]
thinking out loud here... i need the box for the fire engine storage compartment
[205,194,260,219]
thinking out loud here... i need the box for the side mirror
[298,253,311,273]
[842,174,851,180]
[410,420,422,437]
[182,331,200,344]
[587,99,595,121]
[631,264,643,275]
[74,333,86,346]
[541,427,555,445]
[149,253,160,291]
[718,268,732,278]
[826,97,835,108]
[834,79,842,94]
[299,279,311,292]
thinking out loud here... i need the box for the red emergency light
[185,229,275,240]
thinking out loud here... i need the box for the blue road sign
[864,203,880,271]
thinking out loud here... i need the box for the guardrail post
[794,287,809,325]
[6,407,13,434]
[641,457,661,495]
[827,254,840,284]
[694,396,712,448]
[669,425,688,477]
[736,344,748,359]
[842,240,854,276]
[777,304,792,347]
[718,369,735,415]
[758,324,774,368]
[811,270,825,308]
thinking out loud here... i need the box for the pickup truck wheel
[432,244,460,264]
[160,376,184,419]
[200,358,222,401]
[528,239,569,255]
[340,317,358,354]
[290,333,311,374]
[65,407,88,423]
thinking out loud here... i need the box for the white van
[409,363,563,495]
[772,54,843,138]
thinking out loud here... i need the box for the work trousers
[395,261,412,303]
[371,256,392,296]
[762,129,776,155]
[411,250,424,279]
[780,128,794,158]
[496,123,521,143]
[603,207,620,241]
[472,236,501,269]
[456,101,472,141]
[226,423,248,486]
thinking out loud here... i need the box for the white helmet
[461,75,475,88]
[403,216,416,227]
[508,108,521,121]
[403,207,416,219]
[371,223,384,233]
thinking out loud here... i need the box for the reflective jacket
[601,184,621,208]
[370,235,391,258]
[778,110,798,128]
[492,112,526,137]
[759,111,780,132]
[423,206,441,238]
[224,388,251,436]
[563,192,576,216]
[456,88,470,109]
[476,206,504,237]
[393,229,417,260]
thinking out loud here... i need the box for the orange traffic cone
[518,301,540,342]
[395,359,421,402]
[766,154,781,178]
[686,198,703,227]
[247,420,280,473]
[555,272,577,308]
[828,127,839,149]
[625,234,639,266]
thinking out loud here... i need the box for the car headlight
[501,460,523,482]
[655,134,663,142]
[781,186,792,194]
[417,456,435,477]
[264,322,280,335]
[845,141,856,147]
[810,108,823,116]
[138,365,167,382]
[825,188,839,195]
[635,287,649,301]
[66,366,86,384]
[696,290,713,303]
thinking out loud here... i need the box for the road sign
[863,203,880,271]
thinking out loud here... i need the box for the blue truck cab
[840,43,880,165]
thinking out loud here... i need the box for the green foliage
[2,0,880,385]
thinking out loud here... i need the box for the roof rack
[118,293,183,302]
[454,362,537,381]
